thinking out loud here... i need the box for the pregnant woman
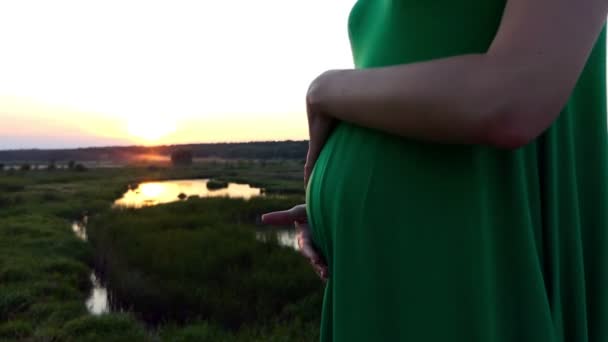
[263,0,608,340]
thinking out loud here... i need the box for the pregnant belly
[305,121,509,263]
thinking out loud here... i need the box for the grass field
[0,159,322,341]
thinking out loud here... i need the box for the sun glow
[0,1,356,149]
[126,116,177,143]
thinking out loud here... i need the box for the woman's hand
[304,71,338,187]
[261,204,328,281]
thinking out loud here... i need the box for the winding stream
[74,179,298,315]
[72,220,110,315]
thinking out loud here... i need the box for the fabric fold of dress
[305,0,608,341]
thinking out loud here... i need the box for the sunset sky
[0,1,355,149]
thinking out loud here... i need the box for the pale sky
[0,0,356,149]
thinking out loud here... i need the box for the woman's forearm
[308,53,566,150]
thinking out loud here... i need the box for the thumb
[261,204,307,225]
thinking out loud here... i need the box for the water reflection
[278,230,298,250]
[86,273,110,315]
[114,179,264,208]
[256,230,299,250]
[71,219,110,315]
[71,221,87,240]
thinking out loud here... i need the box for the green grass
[88,196,322,330]
[57,314,149,341]
[0,159,319,341]
[0,169,144,340]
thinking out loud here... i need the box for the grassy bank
[88,195,323,339]
[0,169,149,341]
[0,160,319,341]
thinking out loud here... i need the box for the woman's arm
[308,0,608,150]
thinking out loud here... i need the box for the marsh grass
[0,159,319,341]
[0,169,147,341]
[88,195,323,332]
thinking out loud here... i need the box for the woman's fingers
[304,118,328,186]
[261,206,328,281]
[304,146,320,187]
[304,112,337,187]
[296,221,328,281]
[304,152,321,187]
[261,204,307,225]
[295,222,317,261]
[314,264,328,282]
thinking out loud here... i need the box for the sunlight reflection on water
[72,220,109,315]
[113,179,264,208]
[85,273,110,315]
[71,221,87,241]
[256,229,299,250]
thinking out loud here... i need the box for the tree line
[0,140,308,162]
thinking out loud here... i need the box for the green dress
[305,0,608,341]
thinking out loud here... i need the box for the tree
[171,149,193,166]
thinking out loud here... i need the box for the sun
[126,115,177,143]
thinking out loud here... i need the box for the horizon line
[0,138,310,153]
